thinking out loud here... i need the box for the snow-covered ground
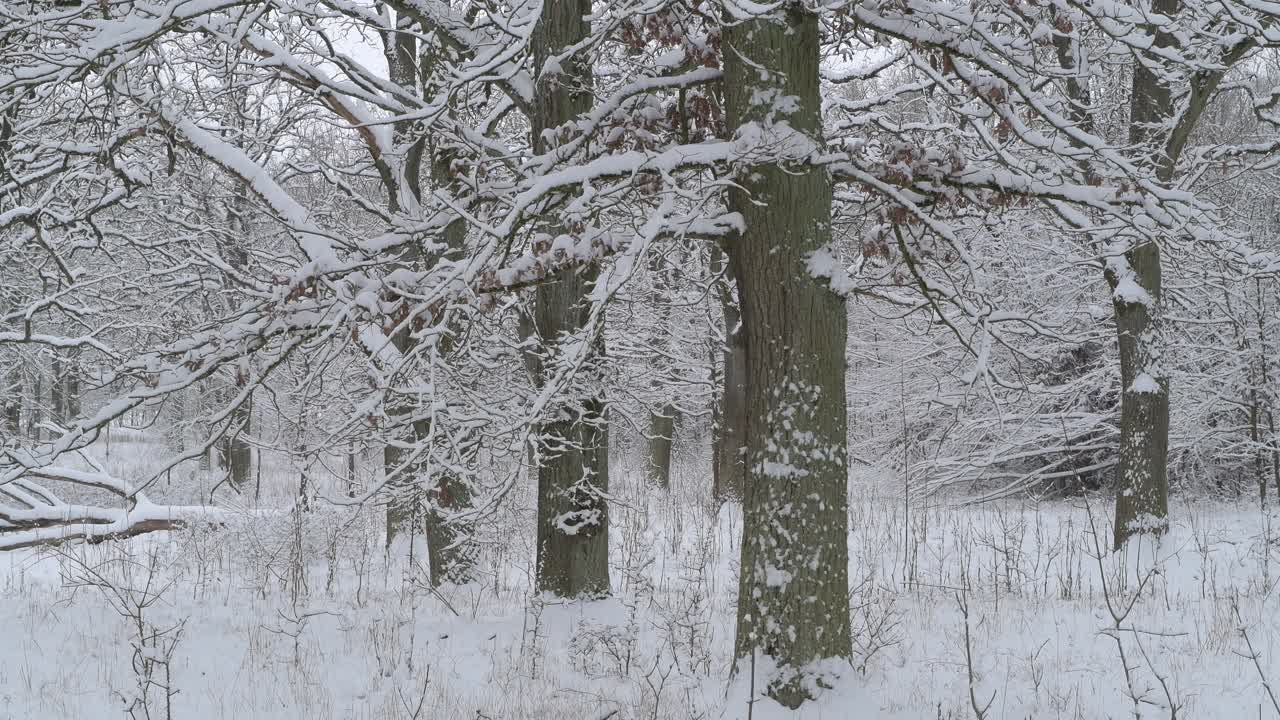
[4,438,1280,719]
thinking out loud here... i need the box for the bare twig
[1233,598,1280,716]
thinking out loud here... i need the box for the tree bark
[220,188,253,490]
[225,384,252,488]
[724,5,851,707]
[26,362,41,439]
[380,11,476,584]
[382,10,422,553]
[3,368,19,436]
[646,251,678,490]
[50,352,64,426]
[647,405,676,489]
[1108,244,1169,547]
[521,0,610,598]
[63,350,80,420]
[711,243,747,501]
[1110,0,1177,548]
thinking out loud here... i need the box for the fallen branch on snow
[0,462,276,551]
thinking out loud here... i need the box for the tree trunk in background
[1111,0,1177,548]
[3,368,19,436]
[647,405,676,489]
[521,0,610,598]
[711,244,746,501]
[647,252,677,490]
[221,188,253,490]
[50,352,63,426]
[199,389,212,472]
[26,363,41,439]
[1254,278,1274,504]
[383,419,425,555]
[347,442,357,498]
[49,349,82,428]
[381,15,476,584]
[171,388,187,452]
[382,14,426,553]
[0,290,15,436]
[724,5,851,708]
[422,150,477,586]
[64,350,79,420]
[226,384,252,488]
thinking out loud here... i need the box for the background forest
[5,0,1280,717]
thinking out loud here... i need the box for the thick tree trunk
[1111,0,1177,548]
[423,468,474,584]
[521,276,611,598]
[518,0,611,599]
[712,244,748,501]
[531,364,611,598]
[1108,244,1169,547]
[724,6,852,708]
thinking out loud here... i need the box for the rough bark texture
[711,244,747,501]
[522,0,611,598]
[1108,244,1169,548]
[724,6,852,707]
[1110,0,1177,548]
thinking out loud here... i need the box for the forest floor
[3,435,1280,719]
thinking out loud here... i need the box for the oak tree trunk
[1111,0,1177,547]
[724,5,852,707]
[522,0,610,598]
